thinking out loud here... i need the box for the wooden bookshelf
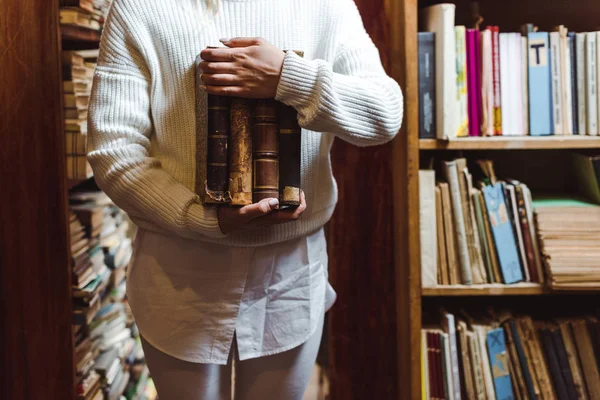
[388,0,600,399]
[420,136,600,150]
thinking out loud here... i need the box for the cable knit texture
[88,0,403,247]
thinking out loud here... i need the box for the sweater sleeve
[87,0,225,240]
[275,0,403,147]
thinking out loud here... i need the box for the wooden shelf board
[60,24,101,44]
[419,136,600,150]
[421,283,599,296]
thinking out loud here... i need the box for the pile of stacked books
[422,310,600,399]
[419,3,600,139]
[420,160,543,287]
[60,0,112,31]
[534,195,600,290]
[63,49,97,180]
[69,190,156,400]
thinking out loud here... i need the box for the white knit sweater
[88,0,403,247]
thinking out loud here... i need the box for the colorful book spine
[418,32,437,139]
[466,29,481,136]
[481,29,495,136]
[228,98,253,206]
[252,99,279,203]
[586,32,598,135]
[455,26,469,137]
[490,26,503,135]
[528,32,553,135]
[482,183,524,284]
[486,328,515,400]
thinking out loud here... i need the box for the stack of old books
[63,49,97,180]
[69,190,155,400]
[422,310,600,399]
[60,0,112,31]
[534,195,600,290]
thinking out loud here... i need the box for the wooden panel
[0,0,74,399]
[420,137,600,150]
[327,0,397,398]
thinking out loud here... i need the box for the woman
[88,0,403,398]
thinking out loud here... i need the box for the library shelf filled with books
[419,136,600,150]
[388,0,600,399]
[60,24,101,45]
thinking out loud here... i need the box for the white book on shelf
[422,4,458,139]
[550,32,564,134]
[560,26,574,135]
[481,29,495,136]
[597,32,600,136]
[513,33,525,135]
[587,32,598,135]
[521,36,530,135]
[419,170,437,288]
[500,33,511,135]
[576,33,587,134]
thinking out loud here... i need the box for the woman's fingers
[200,47,237,62]
[199,61,237,74]
[250,191,307,226]
[201,73,241,86]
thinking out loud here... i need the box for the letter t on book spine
[253,100,279,203]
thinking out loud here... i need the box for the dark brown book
[512,182,539,282]
[205,93,231,203]
[253,99,279,203]
[228,98,253,206]
[278,102,301,206]
[539,325,570,400]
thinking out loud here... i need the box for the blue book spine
[482,184,524,284]
[486,328,515,400]
[527,32,553,135]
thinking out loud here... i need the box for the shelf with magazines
[389,0,600,399]
[419,136,600,150]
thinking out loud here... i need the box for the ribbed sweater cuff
[275,51,321,109]
[187,203,227,239]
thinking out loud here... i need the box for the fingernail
[268,198,279,208]
[219,37,231,43]
[199,84,207,91]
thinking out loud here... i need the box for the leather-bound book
[253,99,279,203]
[278,102,301,207]
[204,93,230,203]
[228,98,253,206]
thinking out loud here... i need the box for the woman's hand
[217,191,307,234]
[199,37,285,98]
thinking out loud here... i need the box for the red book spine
[490,25,503,135]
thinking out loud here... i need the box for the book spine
[423,4,457,139]
[561,28,574,135]
[558,322,589,400]
[506,185,529,281]
[508,320,538,399]
[550,328,578,400]
[420,170,438,287]
[597,32,600,136]
[514,185,539,282]
[228,98,253,206]
[419,32,437,139]
[491,26,503,135]
[466,29,480,137]
[455,26,469,138]
[540,328,570,400]
[569,33,578,134]
[436,186,449,285]
[473,190,494,283]
[550,32,564,134]
[278,103,302,206]
[481,29,494,136]
[253,99,279,203]
[499,33,510,135]
[486,328,515,400]
[422,332,430,400]
[440,183,459,285]
[441,333,454,400]
[443,313,462,400]
[586,32,598,135]
[528,32,553,135]
[205,94,231,203]
[521,36,530,135]
[576,33,587,135]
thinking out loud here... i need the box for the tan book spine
[571,319,600,398]
[440,182,459,285]
[467,331,487,400]
[455,158,481,283]
[458,321,476,398]
[253,99,279,202]
[436,185,449,285]
[502,322,528,400]
[479,190,503,283]
[558,320,589,400]
[228,98,253,206]
[466,172,488,283]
